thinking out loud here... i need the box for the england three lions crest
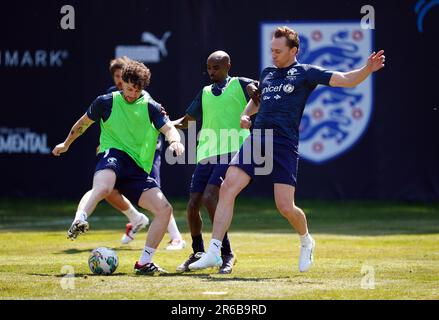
[260,22,373,163]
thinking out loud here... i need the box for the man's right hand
[52,143,69,156]
[240,115,252,129]
[169,141,185,156]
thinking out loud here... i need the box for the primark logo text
[0,127,50,154]
[0,50,69,67]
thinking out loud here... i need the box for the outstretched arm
[52,113,95,156]
[240,99,260,129]
[159,122,185,156]
[171,114,196,130]
[329,50,385,88]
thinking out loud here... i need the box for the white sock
[139,246,156,265]
[300,232,313,247]
[208,239,222,256]
[167,215,182,240]
[122,204,143,224]
[74,210,88,221]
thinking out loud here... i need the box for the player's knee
[201,193,217,212]
[107,189,120,199]
[219,178,239,199]
[157,201,173,219]
[187,198,200,215]
[276,201,294,217]
[94,185,113,198]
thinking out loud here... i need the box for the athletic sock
[74,210,88,222]
[122,204,143,224]
[167,216,182,240]
[221,232,232,256]
[191,234,205,253]
[208,239,222,256]
[139,246,156,265]
[300,232,313,247]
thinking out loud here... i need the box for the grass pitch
[0,198,438,300]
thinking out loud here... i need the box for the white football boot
[67,220,89,240]
[188,251,222,270]
[121,214,149,244]
[166,239,186,251]
[298,237,315,272]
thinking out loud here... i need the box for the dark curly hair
[121,60,151,89]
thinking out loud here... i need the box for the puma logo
[141,31,172,56]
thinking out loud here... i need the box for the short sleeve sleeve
[185,90,203,121]
[87,95,108,121]
[306,65,333,86]
[148,98,170,129]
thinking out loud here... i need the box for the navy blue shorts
[230,133,299,186]
[95,148,159,205]
[149,150,161,188]
[189,154,233,193]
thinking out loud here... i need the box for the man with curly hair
[94,56,186,250]
[53,60,185,275]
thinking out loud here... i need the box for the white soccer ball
[88,247,119,275]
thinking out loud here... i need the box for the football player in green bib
[53,60,185,275]
[172,51,258,274]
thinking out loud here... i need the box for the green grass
[0,198,438,299]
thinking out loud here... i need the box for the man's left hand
[367,50,385,72]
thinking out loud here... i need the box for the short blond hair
[273,26,300,49]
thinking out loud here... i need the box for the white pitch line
[202,291,228,295]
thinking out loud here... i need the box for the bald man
[172,51,259,274]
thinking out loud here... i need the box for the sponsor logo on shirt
[287,68,299,76]
[261,83,295,98]
[106,157,118,167]
[283,84,295,94]
[261,84,284,95]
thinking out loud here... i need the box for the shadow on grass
[27,272,311,282]
[55,247,139,255]
[27,272,128,278]
[156,273,293,282]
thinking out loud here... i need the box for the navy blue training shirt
[253,62,333,148]
[106,85,118,94]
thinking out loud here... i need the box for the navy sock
[221,232,232,256]
[191,234,204,254]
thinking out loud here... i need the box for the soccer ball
[88,247,119,275]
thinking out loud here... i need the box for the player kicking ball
[189,26,385,273]
[53,60,185,275]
